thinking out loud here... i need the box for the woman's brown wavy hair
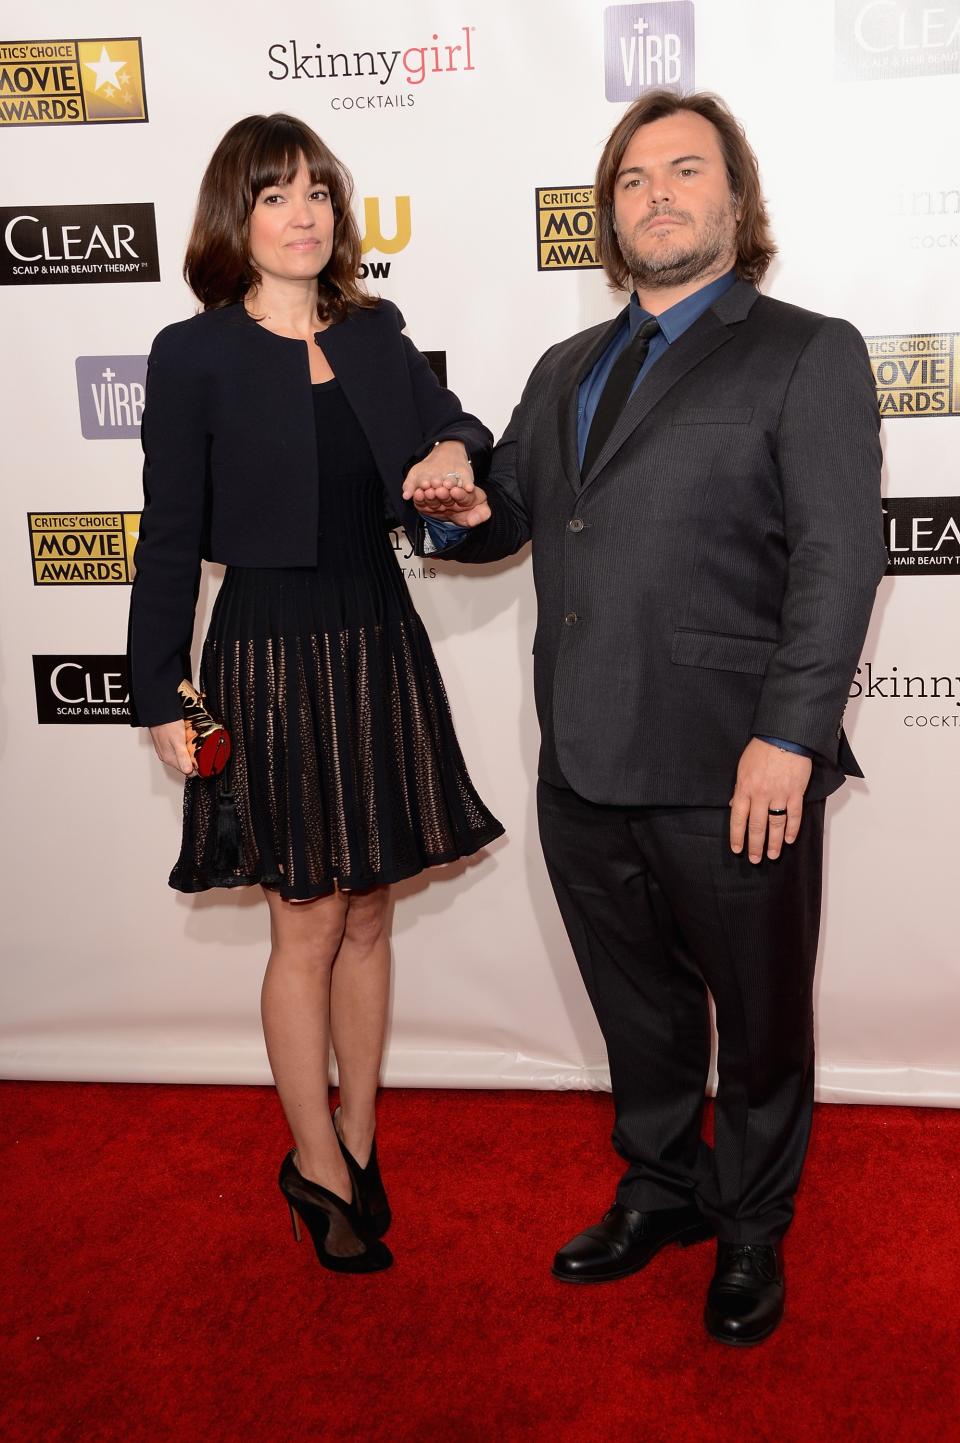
[594,90,776,289]
[184,113,375,324]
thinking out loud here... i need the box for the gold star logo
[84,45,127,93]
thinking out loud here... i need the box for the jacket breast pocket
[671,629,778,676]
[670,407,754,426]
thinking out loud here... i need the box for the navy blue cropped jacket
[126,300,491,726]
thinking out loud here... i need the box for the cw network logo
[603,3,695,101]
[359,196,410,279]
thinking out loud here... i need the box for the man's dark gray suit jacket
[441,280,888,807]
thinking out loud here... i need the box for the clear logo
[0,204,160,285]
[836,0,960,82]
[33,655,131,723]
[883,496,960,573]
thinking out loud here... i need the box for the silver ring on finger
[442,471,462,482]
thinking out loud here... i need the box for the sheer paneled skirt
[169,380,503,900]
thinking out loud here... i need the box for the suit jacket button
[564,612,578,626]
[568,518,584,532]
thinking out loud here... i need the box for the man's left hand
[729,738,813,863]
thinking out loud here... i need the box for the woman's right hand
[149,720,197,776]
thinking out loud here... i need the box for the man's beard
[616,203,736,288]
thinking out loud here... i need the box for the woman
[127,114,503,1275]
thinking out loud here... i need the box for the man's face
[612,110,739,289]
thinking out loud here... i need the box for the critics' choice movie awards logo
[33,656,131,724]
[836,0,960,80]
[603,3,695,101]
[76,356,146,438]
[536,189,600,271]
[0,205,160,285]
[267,25,476,110]
[28,512,139,585]
[883,497,960,573]
[866,333,960,415]
[0,37,147,125]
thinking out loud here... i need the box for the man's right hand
[410,480,491,528]
[149,719,197,776]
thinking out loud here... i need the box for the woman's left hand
[403,441,489,525]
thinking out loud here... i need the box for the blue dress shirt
[576,270,737,464]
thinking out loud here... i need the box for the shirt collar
[628,268,737,343]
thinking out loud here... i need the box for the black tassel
[212,782,241,876]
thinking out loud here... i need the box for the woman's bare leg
[329,886,392,1166]
[260,887,352,1200]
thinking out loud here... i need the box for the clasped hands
[402,441,490,528]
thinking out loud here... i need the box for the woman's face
[247,154,335,286]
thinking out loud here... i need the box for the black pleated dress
[169,379,503,900]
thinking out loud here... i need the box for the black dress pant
[537,780,825,1245]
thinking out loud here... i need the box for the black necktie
[581,316,661,478]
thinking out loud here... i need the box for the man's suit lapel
[576,280,759,492]
[556,308,630,495]
[578,308,732,491]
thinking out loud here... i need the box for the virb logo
[76,355,147,438]
[603,3,695,100]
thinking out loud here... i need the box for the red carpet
[4,1084,959,1443]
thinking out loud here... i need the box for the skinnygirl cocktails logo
[266,25,477,112]
[849,662,960,731]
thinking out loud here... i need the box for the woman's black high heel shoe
[278,1150,393,1274]
[333,1106,392,1239]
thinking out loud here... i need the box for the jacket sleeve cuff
[753,734,813,758]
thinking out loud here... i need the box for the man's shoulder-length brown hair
[183,112,375,324]
[594,90,776,290]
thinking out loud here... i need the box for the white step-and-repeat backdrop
[2,0,958,1101]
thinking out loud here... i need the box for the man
[404,91,886,1345]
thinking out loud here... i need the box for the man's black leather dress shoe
[704,1242,784,1345]
[552,1201,713,1283]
